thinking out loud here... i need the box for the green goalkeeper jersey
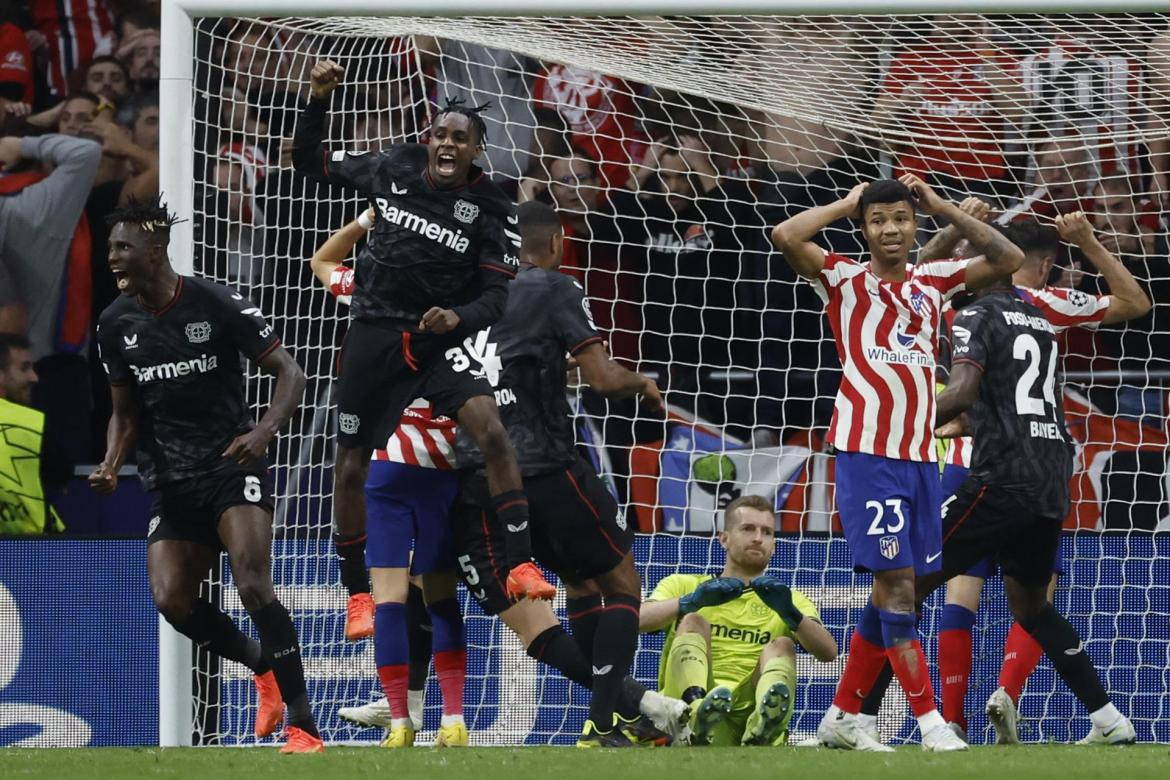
[648,574,820,691]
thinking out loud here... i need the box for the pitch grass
[4,746,1169,780]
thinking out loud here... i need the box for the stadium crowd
[2,8,1169,534]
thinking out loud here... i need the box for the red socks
[833,630,889,713]
[434,649,467,717]
[1000,621,1045,703]
[377,664,409,722]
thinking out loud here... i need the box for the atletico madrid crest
[879,535,900,561]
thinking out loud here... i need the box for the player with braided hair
[91,197,323,752]
[292,60,554,646]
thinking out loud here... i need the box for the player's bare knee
[152,586,195,626]
[234,568,276,613]
[474,419,512,463]
[677,612,711,638]
[595,555,640,599]
[874,569,917,613]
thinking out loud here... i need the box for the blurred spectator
[998,135,1097,223]
[1017,17,1150,184]
[79,54,129,103]
[1145,27,1170,202]
[0,333,67,535]
[200,140,271,287]
[873,15,1025,205]
[531,63,647,194]
[0,133,101,464]
[0,3,34,109]
[116,23,158,91]
[116,88,157,150]
[30,0,115,100]
[1091,176,1170,400]
[415,36,536,187]
[605,133,767,383]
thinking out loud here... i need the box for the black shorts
[453,458,633,615]
[939,480,1062,587]
[147,461,274,551]
[335,319,492,449]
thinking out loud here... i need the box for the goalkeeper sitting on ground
[640,495,837,746]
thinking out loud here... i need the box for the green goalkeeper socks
[664,632,710,700]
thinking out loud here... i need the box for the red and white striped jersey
[812,252,970,462]
[31,0,114,98]
[372,397,458,469]
[944,435,973,469]
[328,264,458,469]
[1020,285,1111,333]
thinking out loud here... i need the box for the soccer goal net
[165,2,1170,746]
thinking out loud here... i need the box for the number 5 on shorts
[866,499,906,535]
[243,475,262,503]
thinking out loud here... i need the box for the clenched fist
[309,60,344,99]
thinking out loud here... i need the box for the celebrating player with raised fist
[91,198,322,753]
[291,59,555,629]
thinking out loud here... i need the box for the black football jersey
[299,129,519,322]
[454,266,603,476]
[97,277,282,489]
[950,288,1074,517]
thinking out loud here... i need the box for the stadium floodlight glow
[162,0,1170,748]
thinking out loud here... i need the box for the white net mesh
[184,13,1170,745]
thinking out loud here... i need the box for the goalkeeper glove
[678,577,745,615]
[750,576,805,630]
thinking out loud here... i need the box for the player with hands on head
[292,59,556,634]
[640,496,836,747]
[771,173,1025,752]
[90,197,322,753]
[870,205,1151,741]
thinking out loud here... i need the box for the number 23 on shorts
[865,498,906,536]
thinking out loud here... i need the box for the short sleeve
[329,266,354,305]
[550,276,604,356]
[914,257,971,303]
[950,303,992,371]
[648,574,699,604]
[1027,286,1110,333]
[96,318,132,386]
[214,285,282,362]
[478,205,521,277]
[809,251,855,303]
[790,588,821,625]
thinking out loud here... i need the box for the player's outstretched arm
[919,197,992,262]
[222,347,306,465]
[1056,211,1151,324]
[936,362,982,427]
[308,208,374,287]
[88,384,137,495]
[291,59,344,180]
[769,183,866,280]
[901,174,1024,288]
[574,342,663,413]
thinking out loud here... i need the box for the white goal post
[159,0,1170,748]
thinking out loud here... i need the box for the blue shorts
[943,465,1064,579]
[836,451,942,575]
[364,461,459,574]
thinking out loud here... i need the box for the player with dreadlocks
[90,198,323,752]
[292,60,553,667]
